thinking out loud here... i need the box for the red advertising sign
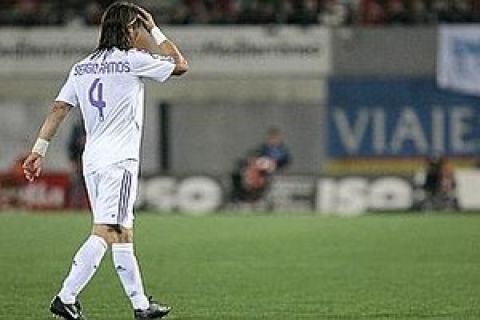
[0,172,70,210]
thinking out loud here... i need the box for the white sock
[58,235,108,304]
[112,243,149,310]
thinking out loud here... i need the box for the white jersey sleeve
[130,50,176,82]
[56,70,79,107]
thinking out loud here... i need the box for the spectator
[446,0,472,23]
[431,0,451,22]
[1,0,480,26]
[386,0,411,24]
[83,0,104,25]
[288,0,320,25]
[320,0,350,26]
[67,119,87,209]
[359,0,386,25]
[11,0,41,26]
[410,0,432,24]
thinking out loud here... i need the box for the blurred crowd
[1,0,480,26]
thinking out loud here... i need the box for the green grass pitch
[1,212,480,319]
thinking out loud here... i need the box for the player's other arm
[136,7,188,76]
[23,102,71,182]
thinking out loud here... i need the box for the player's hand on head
[136,6,156,31]
[132,25,157,51]
[22,153,43,182]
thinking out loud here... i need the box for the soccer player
[22,2,188,319]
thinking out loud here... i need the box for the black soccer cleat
[50,296,85,320]
[134,296,171,319]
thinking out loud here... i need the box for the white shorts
[84,159,138,228]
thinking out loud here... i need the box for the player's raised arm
[23,101,72,182]
[135,7,189,76]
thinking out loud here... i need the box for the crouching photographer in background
[414,156,458,211]
[231,128,291,205]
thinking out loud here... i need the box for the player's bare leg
[94,225,171,319]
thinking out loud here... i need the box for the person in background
[231,128,291,203]
[256,128,291,172]
[414,156,457,210]
[67,118,87,208]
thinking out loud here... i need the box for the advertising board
[0,27,330,77]
[328,78,480,158]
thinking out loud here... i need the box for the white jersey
[56,48,175,173]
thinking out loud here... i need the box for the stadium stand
[1,0,480,26]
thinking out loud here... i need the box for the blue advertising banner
[328,78,480,158]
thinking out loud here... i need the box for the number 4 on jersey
[89,78,106,121]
